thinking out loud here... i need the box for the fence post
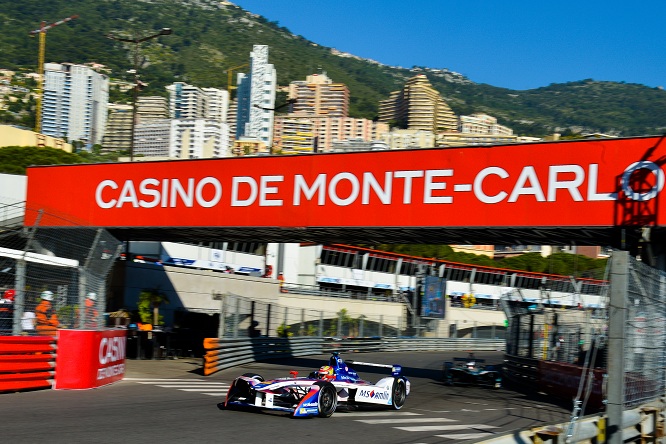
[607,250,628,444]
[283,306,288,336]
[12,259,26,336]
[318,311,323,337]
[379,315,383,337]
[300,308,305,337]
[233,295,239,339]
[266,304,272,337]
[217,293,225,339]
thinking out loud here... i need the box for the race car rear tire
[314,381,337,418]
[241,373,264,382]
[391,378,407,410]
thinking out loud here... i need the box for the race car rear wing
[453,357,486,363]
[347,360,402,377]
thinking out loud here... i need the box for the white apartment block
[202,88,229,122]
[459,113,513,135]
[167,82,228,121]
[169,119,230,159]
[236,45,277,146]
[380,129,436,149]
[330,139,389,152]
[42,63,109,145]
[134,119,172,158]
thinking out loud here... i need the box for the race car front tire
[314,381,337,418]
[391,378,407,410]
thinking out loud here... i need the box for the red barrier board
[55,330,126,390]
[23,136,666,229]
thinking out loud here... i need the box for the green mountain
[2,0,666,137]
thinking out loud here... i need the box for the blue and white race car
[224,352,410,418]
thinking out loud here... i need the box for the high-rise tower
[235,45,277,147]
[41,63,109,145]
[378,74,457,133]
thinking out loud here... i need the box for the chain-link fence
[624,254,666,407]
[216,293,407,339]
[503,250,666,409]
[0,208,122,336]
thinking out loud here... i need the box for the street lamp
[107,28,172,161]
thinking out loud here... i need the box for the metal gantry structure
[29,15,79,134]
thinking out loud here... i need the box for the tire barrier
[203,337,323,376]
[0,336,56,393]
[202,336,506,376]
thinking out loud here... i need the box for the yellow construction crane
[29,15,78,133]
[227,63,248,98]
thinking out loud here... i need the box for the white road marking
[395,424,498,432]
[435,432,496,440]
[332,411,423,417]
[356,418,457,424]
[124,378,207,381]
[177,388,229,392]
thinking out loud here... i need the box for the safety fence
[217,292,506,340]
[0,335,56,392]
[202,336,506,376]
[218,292,406,339]
[0,207,123,336]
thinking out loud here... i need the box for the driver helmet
[466,361,475,369]
[317,365,334,380]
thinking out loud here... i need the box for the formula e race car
[442,355,502,388]
[224,352,410,418]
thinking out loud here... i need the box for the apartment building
[137,96,169,122]
[288,72,350,118]
[236,45,277,147]
[101,103,132,153]
[380,129,436,149]
[169,119,230,159]
[459,113,513,135]
[273,116,389,154]
[41,63,109,145]
[134,119,171,158]
[378,74,457,133]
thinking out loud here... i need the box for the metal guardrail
[478,405,665,443]
[201,336,506,376]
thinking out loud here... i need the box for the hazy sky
[231,0,666,91]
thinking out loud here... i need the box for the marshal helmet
[41,290,54,301]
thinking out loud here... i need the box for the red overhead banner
[24,136,666,228]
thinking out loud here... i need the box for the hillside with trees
[1,0,666,137]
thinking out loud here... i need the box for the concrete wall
[115,261,501,333]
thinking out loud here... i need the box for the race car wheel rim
[392,379,406,410]
[317,384,337,418]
